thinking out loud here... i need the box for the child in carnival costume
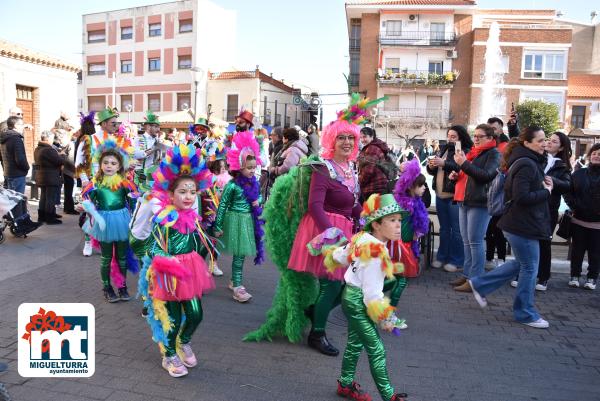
[138,144,216,378]
[213,131,265,302]
[244,93,386,349]
[386,159,429,313]
[317,193,408,401]
[133,111,162,187]
[81,138,139,302]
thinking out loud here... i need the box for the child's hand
[214,231,223,238]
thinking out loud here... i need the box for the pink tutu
[152,251,215,301]
[288,212,353,281]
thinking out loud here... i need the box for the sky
[0,0,596,120]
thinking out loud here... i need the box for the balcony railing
[377,70,459,88]
[349,38,361,50]
[378,31,456,46]
[379,108,450,123]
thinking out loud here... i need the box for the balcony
[349,38,361,51]
[377,70,459,88]
[379,108,450,124]
[378,31,456,47]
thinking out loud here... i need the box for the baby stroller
[0,187,36,244]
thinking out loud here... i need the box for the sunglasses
[336,135,355,142]
[473,134,491,139]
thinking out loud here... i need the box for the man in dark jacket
[305,123,320,157]
[34,131,65,224]
[357,127,392,201]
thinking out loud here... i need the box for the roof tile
[568,75,600,98]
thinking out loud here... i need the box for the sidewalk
[0,216,599,401]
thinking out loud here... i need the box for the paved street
[1,215,599,401]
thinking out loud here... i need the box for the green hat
[143,110,160,126]
[361,193,404,231]
[97,106,119,124]
[194,117,210,129]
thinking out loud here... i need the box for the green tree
[515,99,560,135]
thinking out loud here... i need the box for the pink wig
[320,120,361,161]
[227,131,262,171]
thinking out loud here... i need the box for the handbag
[556,210,572,240]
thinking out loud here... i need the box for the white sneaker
[484,260,495,271]
[443,263,458,273]
[177,343,197,368]
[510,280,518,288]
[212,264,224,277]
[583,278,597,290]
[568,277,580,288]
[161,355,188,377]
[468,280,487,308]
[233,286,252,303]
[535,281,548,291]
[522,318,549,329]
[83,240,93,257]
[431,260,443,268]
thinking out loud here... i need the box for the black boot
[308,330,339,356]
[118,286,131,301]
[103,285,119,303]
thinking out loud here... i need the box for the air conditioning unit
[409,14,417,21]
[446,50,458,59]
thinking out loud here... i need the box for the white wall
[380,13,455,36]
[207,78,259,122]
[382,48,453,73]
[259,81,296,127]
[0,57,78,130]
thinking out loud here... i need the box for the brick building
[81,0,235,123]
[345,1,590,141]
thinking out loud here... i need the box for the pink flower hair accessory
[226,131,262,171]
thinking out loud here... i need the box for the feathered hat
[92,136,134,170]
[79,111,95,126]
[152,144,211,192]
[202,138,227,162]
[321,92,387,161]
[226,131,261,171]
[361,193,404,231]
[393,158,422,196]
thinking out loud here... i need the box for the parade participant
[138,144,215,377]
[213,131,264,302]
[235,109,254,132]
[133,111,161,186]
[188,117,210,148]
[244,93,385,356]
[81,138,138,302]
[318,193,408,401]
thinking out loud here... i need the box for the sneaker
[431,260,443,268]
[522,318,549,329]
[233,286,252,302]
[468,280,487,308]
[510,280,518,288]
[336,380,372,401]
[453,281,472,292]
[161,355,188,377]
[443,263,458,273]
[583,278,597,290]
[103,286,119,303]
[535,280,548,291]
[390,394,409,401]
[118,286,131,301]
[83,240,93,257]
[178,343,197,368]
[141,307,148,317]
[568,277,580,288]
[212,264,224,276]
[484,259,495,271]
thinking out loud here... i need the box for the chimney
[592,11,598,24]
[556,10,563,18]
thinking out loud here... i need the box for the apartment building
[81,0,235,122]
[207,68,313,129]
[345,1,588,140]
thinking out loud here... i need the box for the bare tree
[390,119,424,148]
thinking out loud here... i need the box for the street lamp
[190,67,204,120]
[125,104,133,122]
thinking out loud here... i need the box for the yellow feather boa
[366,297,395,323]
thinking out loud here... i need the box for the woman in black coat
[34,131,65,224]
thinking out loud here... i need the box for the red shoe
[337,380,372,401]
[390,392,408,401]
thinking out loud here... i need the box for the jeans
[471,232,541,323]
[459,205,491,279]
[435,196,464,266]
[570,223,600,280]
[6,175,27,217]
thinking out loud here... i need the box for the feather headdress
[79,111,96,126]
[226,131,262,171]
[92,136,134,170]
[202,139,227,162]
[336,92,387,125]
[152,144,211,193]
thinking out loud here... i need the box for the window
[426,96,442,109]
[88,96,105,111]
[87,63,105,76]
[149,23,161,37]
[226,94,239,121]
[178,55,192,69]
[148,94,161,112]
[571,105,586,129]
[121,26,133,40]
[148,58,161,71]
[385,58,400,74]
[523,52,566,79]
[177,93,191,111]
[285,116,291,128]
[121,95,133,112]
[428,61,443,74]
[500,55,509,74]
[121,60,132,73]
[349,51,360,86]
[430,23,445,42]
[350,18,361,49]
[179,19,193,33]
[383,95,399,111]
[275,114,282,127]
[88,30,105,43]
[385,20,402,36]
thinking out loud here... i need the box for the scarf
[233,174,265,264]
[466,140,496,161]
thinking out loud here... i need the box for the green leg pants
[163,298,203,357]
[312,278,343,332]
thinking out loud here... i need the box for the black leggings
[570,223,600,280]
[485,215,506,261]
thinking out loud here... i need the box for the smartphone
[455,141,462,153]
